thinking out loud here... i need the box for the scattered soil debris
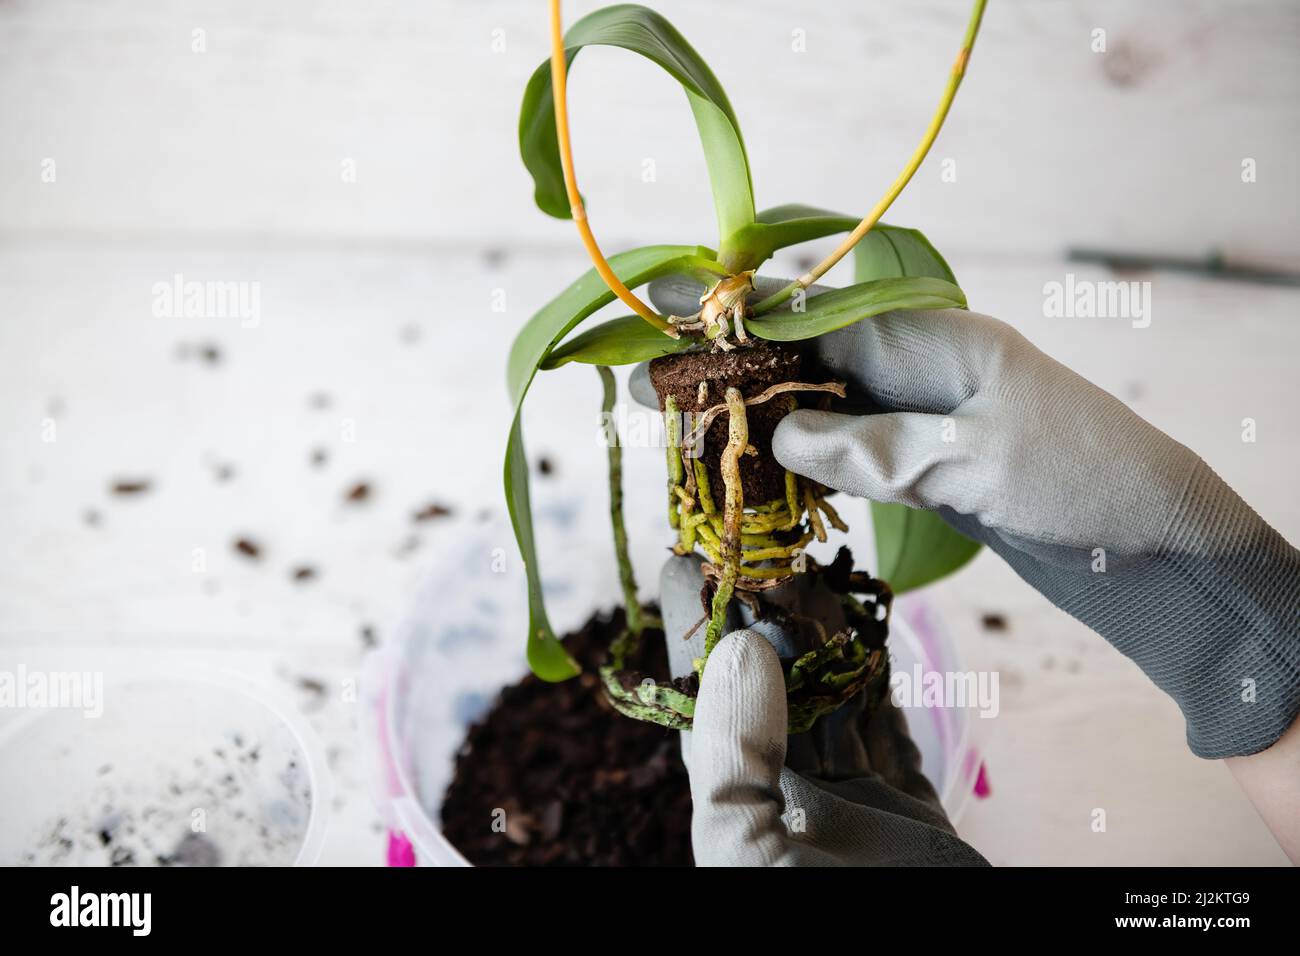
[980,613,1008,632]
[233,537,262,560]
[83,509,102,528]
[160,832,221,867]
[296,676,327,697]
[359,624,377,648]
[310,447,329,468]
[537,456,555,477]
[412,502,453,522]
[308,392,332,411]
[399,323,422,346]
[344,481,372,504]
[1100,38,1158,89]
[17,732,308,866]
[295,676,328,712]
[290,565,317,583]
[110,478,153,496]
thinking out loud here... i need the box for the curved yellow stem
[549,0,673,334]
[753,0,988,313]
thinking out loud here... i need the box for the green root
[598,365,643,666]
[601,627,891,734]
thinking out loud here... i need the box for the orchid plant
[505,1,987,729]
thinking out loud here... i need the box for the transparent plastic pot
[0,666,331,867]
[361,495,987,866]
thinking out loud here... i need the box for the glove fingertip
[691,630,791,866]
[628,362,658,409]
[696,630,787,741]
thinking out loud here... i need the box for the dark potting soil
[439,609,694,866]
[648,341,803,503]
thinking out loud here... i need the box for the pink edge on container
[387,832,416,867]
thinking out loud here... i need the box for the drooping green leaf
[870,501,980,594]
[506,244,716,681]
[746,276,966,342]
[506,418,578,681]
[519,4,754,254]
[543,315,697,369]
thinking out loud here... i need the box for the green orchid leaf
[543,315,697,369]
[728,204,960,276]
[853,223,957,285]
[507,418,578,681]
[727,204,856,263]
[506,244,716,680]
[870,501,980,594]
[746,276,966,342]
[519,4,754,256]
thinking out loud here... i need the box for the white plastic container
[361,498,986,866]
[0,667,330,867]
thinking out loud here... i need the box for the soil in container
[439,608,693,866]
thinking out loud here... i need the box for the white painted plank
[1,0,1296,265]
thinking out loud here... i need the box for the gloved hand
[660,555,989,866]
[645,275,1300,761]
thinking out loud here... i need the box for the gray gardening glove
[660,555,989,866]
[643,274,1300,761]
